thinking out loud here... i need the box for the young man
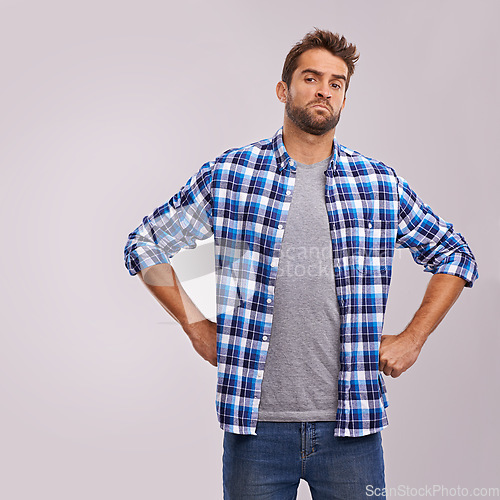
[124,29,478,499]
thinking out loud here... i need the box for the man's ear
[341,95,347,111]
[276,81,288,103]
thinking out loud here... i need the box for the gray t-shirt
[257,155,341,421]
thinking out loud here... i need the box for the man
[124,29,478,499]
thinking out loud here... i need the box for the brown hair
[281,28,359,92]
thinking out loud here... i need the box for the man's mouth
[310,103,330,111]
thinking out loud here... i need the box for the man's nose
[316,85,332,99]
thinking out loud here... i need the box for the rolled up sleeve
[396,175,478,287]
[124,161,214,276]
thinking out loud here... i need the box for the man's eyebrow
[301,68,346,81]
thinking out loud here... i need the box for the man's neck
[282,118,336,165]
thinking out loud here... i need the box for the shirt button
[263,336,268,341]
[368,222,373,228]
[286,190,291,195]
[257,372,263,379]
[266,298,272,303]
[289,160,295,167]
[278,224,283,229]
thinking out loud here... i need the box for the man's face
[283,48,348,136]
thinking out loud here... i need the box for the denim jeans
[222,421,385,499]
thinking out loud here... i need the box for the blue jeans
[223,421,385,499]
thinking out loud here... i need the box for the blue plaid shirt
[124,127,478,437]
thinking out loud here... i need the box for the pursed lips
[310,102,331,111]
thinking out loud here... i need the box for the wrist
[399,327,428,349]
[182,317,209,338]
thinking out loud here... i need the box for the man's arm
[138,263,218,366]
[379,171,479,378]
[124,160,214,278]
[123,160,217,365]
[379,271,466,378]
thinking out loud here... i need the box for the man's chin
[303,127,332,136]
[302,119,336,136]
[286,105,339,135]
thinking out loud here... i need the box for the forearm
[137,263,207,330]
[400,273,466,348]
[379,273,467,377]
[137,263,218,366]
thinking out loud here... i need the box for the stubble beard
[285,99,341,136]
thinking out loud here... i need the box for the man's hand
[378,332,423,378]
[378,274,467,378]
[183,319,218,367]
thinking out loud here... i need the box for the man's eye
[305,77,315,82]
[331,83,341,89]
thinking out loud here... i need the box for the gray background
[1,0,498,498]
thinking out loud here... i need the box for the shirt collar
[272,126,340,174]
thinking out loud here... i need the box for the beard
[285,98,341,136]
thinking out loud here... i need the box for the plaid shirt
[124,127,478,437]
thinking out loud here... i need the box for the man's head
[281,29,359,94]
[277,29,359,136]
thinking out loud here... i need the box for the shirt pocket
[351,218,391,276]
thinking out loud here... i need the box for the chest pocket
[349,218,393,275]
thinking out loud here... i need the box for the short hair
[281,28,360,92]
